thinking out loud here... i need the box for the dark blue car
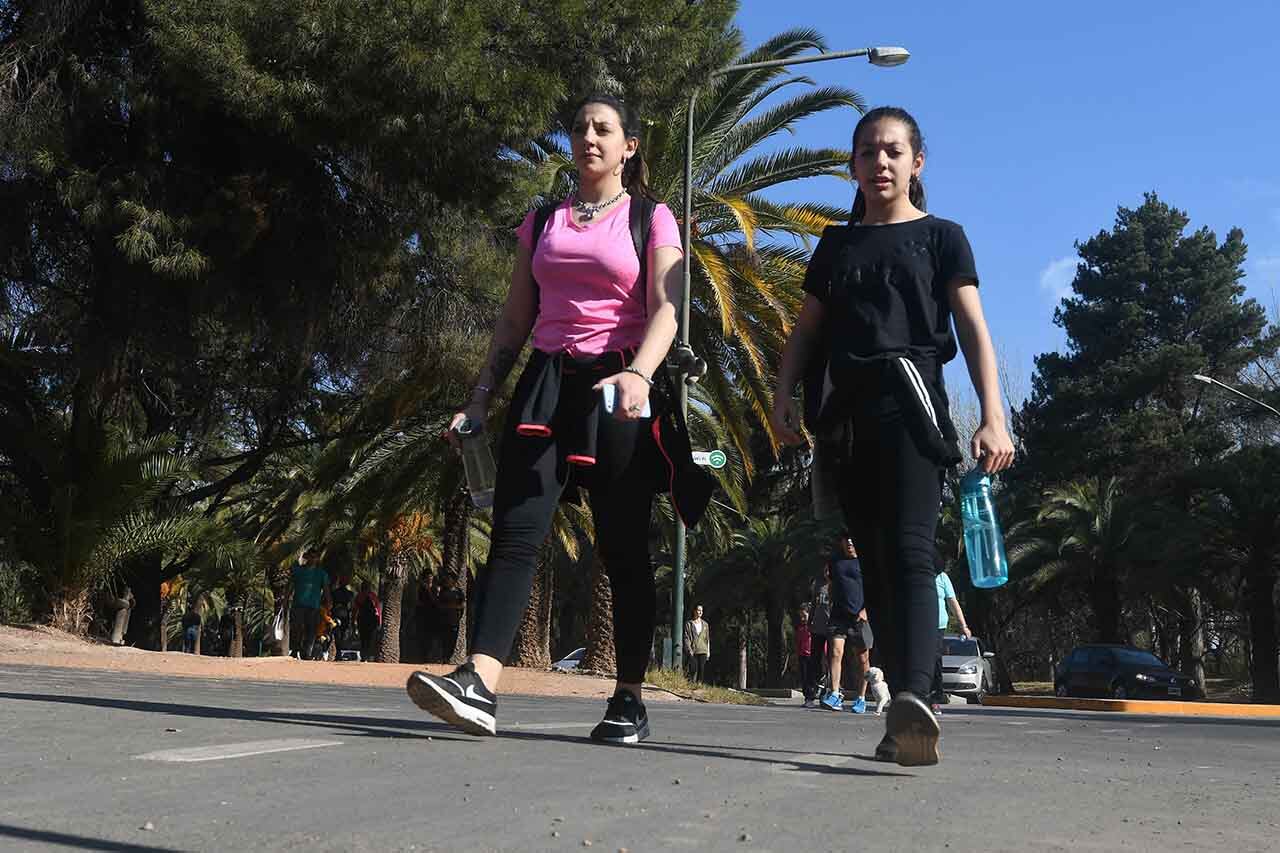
[1055,645,1201,700]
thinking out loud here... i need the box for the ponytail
[623,148,656,201]
[848,106,927,224]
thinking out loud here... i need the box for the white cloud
[1038,256,1076,303]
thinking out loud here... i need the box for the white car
[940,635,997,703]
[551,647,586,672]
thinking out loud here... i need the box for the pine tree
[1017,194,1279,486]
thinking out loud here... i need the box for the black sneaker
[885,692,941,767]
[406,663,497,736]
[589,691,650,744]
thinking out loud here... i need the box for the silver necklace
[572,188,626,221]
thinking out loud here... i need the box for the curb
[981,694,1280,719]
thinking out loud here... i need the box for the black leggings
[837,371,943,700]
[471,362,658,686]
[688,653,708,682]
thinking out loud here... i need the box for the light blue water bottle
[960,466,1008,589]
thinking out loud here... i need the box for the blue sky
[732,0,1280,405]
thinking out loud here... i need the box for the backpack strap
[528,200,558,311]
[628,193,656,320]
[531,201,557,256]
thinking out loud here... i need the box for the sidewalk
[983,693,1280,718]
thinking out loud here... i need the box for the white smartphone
[601,383,651,418]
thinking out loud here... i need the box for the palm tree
[1008,477,1136,643]
[374,512,434,664]
[0,423,207,634]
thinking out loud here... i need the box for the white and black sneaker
[589,691,650,744]
[406,663,497,736]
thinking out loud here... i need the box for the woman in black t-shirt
[771,107,1015,767]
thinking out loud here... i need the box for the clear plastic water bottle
[960,466,1008,589]
[456,418,495,509]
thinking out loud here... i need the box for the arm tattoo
[481,345,519,390]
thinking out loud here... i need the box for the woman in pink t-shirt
[407,94,689,745]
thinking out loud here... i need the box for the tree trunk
[1244,559,1279,703]
[448,579,469,666]
[230,607,244,658]
[377,552,410,664]
[1090,571,1123,643]
[1178,587,1205,688]
[158,599,169,652]
[441,486,473,666]
[737,618,748,690]
[511,545,554,668]
[764,597,784,687]
[580,554,615,675]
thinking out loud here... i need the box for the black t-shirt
[829,558,865,620]
[803,215,978,368]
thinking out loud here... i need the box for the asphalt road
[1,664,1278,852]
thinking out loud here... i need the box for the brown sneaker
[885,693,941,766]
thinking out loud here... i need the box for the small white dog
[865,666,892,715]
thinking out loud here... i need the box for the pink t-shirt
[515,197,683,356]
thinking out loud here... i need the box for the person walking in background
[771,106,1014,765]
[808,566,833,704]
[683,604,711,682]
[795,608,815,705]
[355,581,382,662]
[405,93,711,744]
[331,575,356,657]
[181,604,200,654]
[821,534,874,714]
[290,546,328,660]
[932,552,972,713]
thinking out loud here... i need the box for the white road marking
[135,738,342,762]
[1026,729,1066,734]
[506,722,594,730]
[1099,728,1131,733]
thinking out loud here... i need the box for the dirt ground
[0,625,685,702]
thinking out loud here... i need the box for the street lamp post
[1191,373,1280,420]
[670,46,910,671]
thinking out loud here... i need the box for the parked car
[1054,645,1201,700]
[551,647,586,672]
[940,635,998,703]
